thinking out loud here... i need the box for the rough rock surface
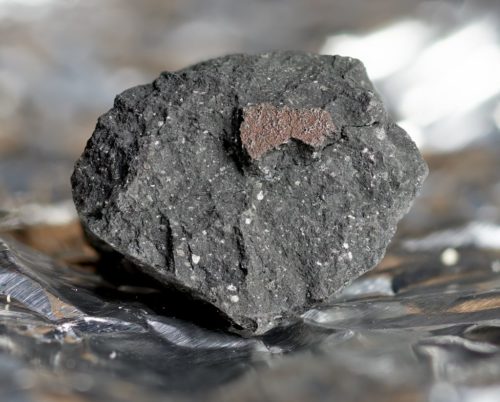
[71,52,428,334]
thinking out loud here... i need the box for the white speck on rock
[110,351,117,359]
[245,218,252,225]
[192,254,201,264]
[227,284,237,292]
[375,127,386,140]
[229,295,239,303]
[295,180,301,186]
[157,121,164,128]
[343,242,349,249]
[257,191,264,201]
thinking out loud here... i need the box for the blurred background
[0,0,500,235]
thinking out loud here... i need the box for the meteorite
[71,52,428,334]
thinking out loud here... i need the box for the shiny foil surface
[1,220,500,401]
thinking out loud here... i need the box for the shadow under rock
[93,251,243,334]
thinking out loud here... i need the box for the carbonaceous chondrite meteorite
[71,52,428,334]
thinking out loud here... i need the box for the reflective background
[1,0,500,401]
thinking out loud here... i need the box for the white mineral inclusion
[192,254,201,264]
[245,218,252,225]
[227,284,237,292]
[257,190,264,201]
[229,295,239,303]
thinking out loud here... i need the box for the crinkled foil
[1,232,500,401]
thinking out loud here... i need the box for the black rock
[71,52,428,334]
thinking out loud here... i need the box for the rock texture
[71,52,428,334]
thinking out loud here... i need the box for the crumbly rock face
[71,52,428,334]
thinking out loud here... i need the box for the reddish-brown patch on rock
[240,103,335,160]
